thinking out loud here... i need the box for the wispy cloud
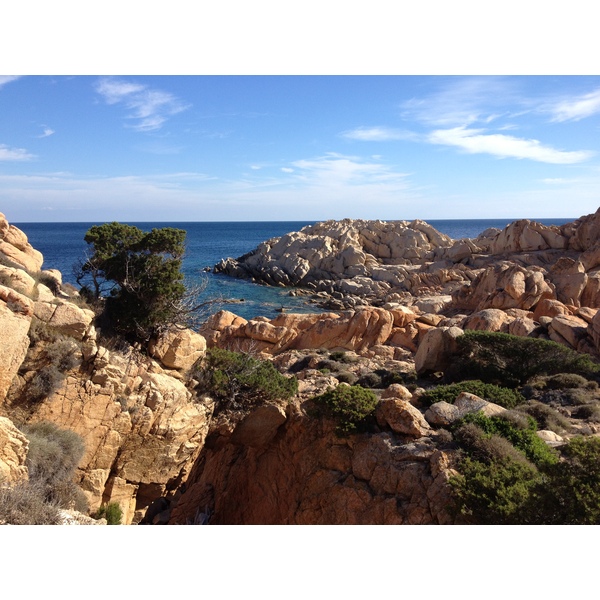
[38,127,55,138]
[95,77,190,131]
[0,76,21,89]
[290,153,410,185]
[548,88,600,122]
[342,126,416,141]
[427,126,593,164]
[0,144,34,161]
[401,77,520,127]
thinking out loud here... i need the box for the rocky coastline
[3,209,600,525]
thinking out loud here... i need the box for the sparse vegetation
[95,501,123,525]
[0,422,86,525]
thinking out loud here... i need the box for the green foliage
[311,385,379,436]
[450,456,540,524]
[459,412,558,468]
[543,436,600,524]
[449,330,600,387]
[76,222,187,341]
[95,502,123,525]
[195,348,298,409]
[422,380,523,408]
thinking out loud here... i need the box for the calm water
[16,218,573,320]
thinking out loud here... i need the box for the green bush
[459,412,558,468]
[448,330,599,387]
[311,385,379,436]
[450,455,540,524]
[422,380,524,408]
[95,501,123,525]
[195,348,298,409]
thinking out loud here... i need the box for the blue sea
[15,219,573,320]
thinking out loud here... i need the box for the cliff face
[168,400,457,525]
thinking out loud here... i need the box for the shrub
[335,371,358,385]
[195,348,298,409]
[450,455,540,524]
[516,400,572,433]
[422,380,524,408]
[311,385,379,436]
[459,412,558,468]
[356,372,383,389]
[95,502,123,525]
[329,351,358,364]
[448,330,599,387]
[0,482,62,525]
[572,403,600,422]
[23,422,85,506]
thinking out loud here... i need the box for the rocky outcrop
[168,401,458,525]
[0,212,43,273]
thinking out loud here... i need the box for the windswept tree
[75,222,202,342]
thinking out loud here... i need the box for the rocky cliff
[3,209,600,525]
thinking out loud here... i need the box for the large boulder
[149,328,207,371]
[414,326,464,376]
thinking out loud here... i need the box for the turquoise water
[16,218,573,320]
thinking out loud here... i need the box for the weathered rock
[0,416,29,484]
[375,398,431,437]
[33,300,94,340]
[230,403,287,447]
[424,393,505,426]
[0,287,33,402]
[149,328,207,371]
[414,326,464,376]
[463,308,512,332]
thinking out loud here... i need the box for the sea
[15,218,574,321]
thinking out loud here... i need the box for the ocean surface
[15,218,573,320]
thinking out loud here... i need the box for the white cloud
[280,167,294,173]
[342,126,415,141]
[427,126,593,164]
[548,88,600,122]
[0,75,21,89]
[38,127,55,138]
[0,144,34,160]
[95,77,190,131]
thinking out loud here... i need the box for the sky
[3,75,600,223]
[2,2,600,226]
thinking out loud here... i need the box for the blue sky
[3,75,600,222]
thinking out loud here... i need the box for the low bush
[23,421,86,506]
[422,380,524,408]
[329,351,358,364]
[95,501,123,525]
[311,385,379,436]
[516,400,572,433]
[195,348,298,410]
[572,403,600,422]
[448,330,600,387]
[335,371,358,385]
[0,482,62,525]
[459,412,558,468]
